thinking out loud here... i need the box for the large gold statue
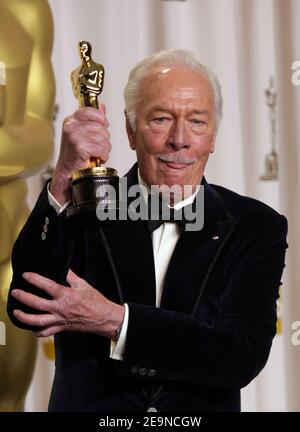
[0,0,55,411]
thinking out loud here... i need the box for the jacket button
[139,367,147,376]
[131,366,139,375]
[148,369,156,377]
[41,232,46,240]
[45,217,50,225]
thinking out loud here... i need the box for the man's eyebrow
[149,107,211,116]
[191,110,211,116]
[148,106,173,114]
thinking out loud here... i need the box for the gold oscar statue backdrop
[0,0,55,411]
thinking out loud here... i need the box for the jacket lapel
[160,179,234,314]
[99,164,156,306]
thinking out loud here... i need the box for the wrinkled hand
[11,269,124,338]
[58,104,111,174]
[50,104,111,205]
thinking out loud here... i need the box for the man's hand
[50,104,111,205]
[10,270,124,339]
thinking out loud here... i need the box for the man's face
[126,65,217,197]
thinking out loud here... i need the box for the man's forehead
[140,65,212,96]
[144,64,209,84]
[138,66,214,109]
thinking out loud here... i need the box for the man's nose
[167,120,189,151]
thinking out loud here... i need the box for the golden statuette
[71,41,104,110]
[71,41,105,167]
[67,41,119,222]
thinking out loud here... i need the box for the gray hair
[124,48,223,132]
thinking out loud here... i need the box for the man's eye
[191,119,206,125]
[153,117,170,124]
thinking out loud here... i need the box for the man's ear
[209,135,216,153]
[125,111,136,150]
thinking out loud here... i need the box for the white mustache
[157,153,196,165]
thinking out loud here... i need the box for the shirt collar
[137,168,200,210]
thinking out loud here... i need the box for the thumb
[66,269,81,285]
[98,103,106,116]
[98,103,109,127]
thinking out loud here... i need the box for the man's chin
[150,177,197,202]
[158,170,194,188]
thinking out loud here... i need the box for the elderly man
[7,49,288,412]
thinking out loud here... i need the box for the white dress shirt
[47,173,199,361]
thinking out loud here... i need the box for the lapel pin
[212,235,219,240]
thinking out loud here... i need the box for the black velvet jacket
[7,164,288,412]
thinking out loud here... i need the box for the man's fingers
[74,107,101,121]
[22,272,61,297]
[13,309,58,327]
[11,289,54,312]
[34,325,64,338]
[73,106,109,126]
[87,144,110,162]
[75,128,111,147]
[71,120,110,135]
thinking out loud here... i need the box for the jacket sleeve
[7,182,75,330]
[118,214,288,390]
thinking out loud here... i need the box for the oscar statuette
[66,41,119,222]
